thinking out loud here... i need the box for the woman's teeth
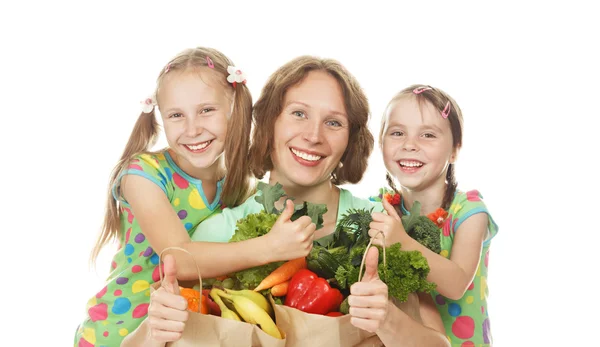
[291,148,322,161]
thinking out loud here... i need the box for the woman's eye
[292,111,306,118]
[326,120,342,127]
[423,133,436,138]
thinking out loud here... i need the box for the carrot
[270,280,289,297]
[253,257,307,292]
[215,275,229,281]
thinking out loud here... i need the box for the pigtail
[442,164,458,210]
[90,110,160,267]
[221,85,254,207]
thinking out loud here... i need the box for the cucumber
[306,246,342,279]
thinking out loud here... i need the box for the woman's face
[270,70,350,189]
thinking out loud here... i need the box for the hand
[148,254,189,342]
[265,199,316,261]
[349,247,389,333]
[369,199,407,247]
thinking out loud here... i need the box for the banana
[209,289,241,321]
[224,288,274,317]
[215,289,282,339]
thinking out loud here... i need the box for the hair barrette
[164,63,171,73]
[441,101,451,119]
[206,56,214,69]
[413,86,432,94]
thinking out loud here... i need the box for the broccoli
[401,201,442,254]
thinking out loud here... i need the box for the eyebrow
[161,102,219,114]
[386,122,444,133]
[285,101,347,118]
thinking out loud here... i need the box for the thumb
[382,199,401,221]
[361,247,380,282]
[161,254,180,295]
[277,199,295,223]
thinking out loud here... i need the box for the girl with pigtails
[74,46,256,347]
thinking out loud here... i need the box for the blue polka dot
[150,253,159,265]
[124,244,134,256]
[112,297,132,315]
[185,222,193,231]
[127,257,132,263]
[165,167,173,180]
[448,303,461,317]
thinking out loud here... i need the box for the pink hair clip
[441,101,451,119]
[165,63,171,73]
[413,87,432,94]
[206,56,214,69]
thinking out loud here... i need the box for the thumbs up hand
[265,199,316,262]
[348,247,389,333]
[148,254,189,342]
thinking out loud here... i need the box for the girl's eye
[390,131,404,136]
[423,133,436,138]
[170,113,183,119]
[200,108,214,114]
[292,111,306,118]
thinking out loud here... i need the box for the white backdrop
[2,1,598,345]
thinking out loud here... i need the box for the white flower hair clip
[140,94,157,114]
[226,66,247,88]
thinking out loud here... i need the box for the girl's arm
[122,175,315,280]
[400,213,488,300]
[371,200,488,300]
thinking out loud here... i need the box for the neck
[401,182,447,215]
[168,149,225,183]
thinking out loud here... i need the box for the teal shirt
[191,188,382,245]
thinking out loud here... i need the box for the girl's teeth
[400,160,423,167]
[291,148,322,161]
[186,141,211,150]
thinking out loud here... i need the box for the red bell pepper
[325,311,344,317]
[284,269,344,315]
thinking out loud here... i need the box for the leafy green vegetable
[402,201,442,254]
[227,182,328,290]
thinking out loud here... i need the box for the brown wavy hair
[90,47,254,265]
[380,84,464,209]
[249,56,374,185]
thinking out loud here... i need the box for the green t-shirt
[192,187,382,245]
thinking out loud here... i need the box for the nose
[185,115,203,138]
[302,119,323,144]
[403,136,418,152]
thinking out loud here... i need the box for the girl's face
[270,70,350,189]
[158,69,231,178]
[382,96,457,192]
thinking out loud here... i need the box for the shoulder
[340,188,384,213]
[191,192,263,242]
[450,189,499,244]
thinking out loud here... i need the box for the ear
[449,147,460,164]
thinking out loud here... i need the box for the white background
[1,1,598,345]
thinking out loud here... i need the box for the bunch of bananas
[209,288,282,339]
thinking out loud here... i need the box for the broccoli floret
[406,216,442,254]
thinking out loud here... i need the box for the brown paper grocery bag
[271,292,420,347]
[155,247,286,347]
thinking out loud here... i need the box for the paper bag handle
[357,231,387,283]
[158,246,203,313]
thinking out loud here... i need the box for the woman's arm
[123,176,316,280]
